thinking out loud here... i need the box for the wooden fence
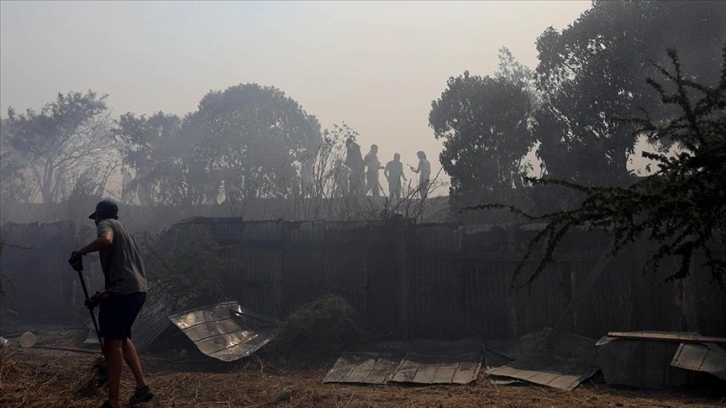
[2,218,725,340]
[0,221,100,323]
[169,217,726,340]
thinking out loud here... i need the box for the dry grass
[0,346,724,408]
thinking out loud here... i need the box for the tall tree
[182,83,322,205]
[113,112,183,205]
[429,66,535,209]
[5,91,115,203]
[0,119,33,203]
[534,0,726,186]
[113,84,322,208]
[497,47,542,110]
[493,49,726,287]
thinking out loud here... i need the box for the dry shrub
[139,225,230,309]
[266,294,366,366]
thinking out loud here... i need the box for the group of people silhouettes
[333,138,431,200]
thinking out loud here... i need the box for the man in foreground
[71,199,153,408]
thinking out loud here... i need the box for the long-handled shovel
[68,253,109,395]
[70,255,103,347]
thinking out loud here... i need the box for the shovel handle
[76,269,103,348]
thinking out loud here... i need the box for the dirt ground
[1,330,724,408]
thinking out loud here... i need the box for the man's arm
[75,229,114,256]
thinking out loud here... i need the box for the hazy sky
[1,1,592,194]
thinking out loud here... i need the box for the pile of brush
[265,294,367,366]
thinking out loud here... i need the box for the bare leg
[122,338,148,389]
[103,338,124,408]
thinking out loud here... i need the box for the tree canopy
[113,83,322,207]
[429,53,536,209]
[0,119,33,203]
[487,49,726,287]
[185,83,322,203]
[4,91,115,203]
[534,0,726,186]
[113,112,183,205]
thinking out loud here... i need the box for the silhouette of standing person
[330,159,351,198]
[408,151,431,200]
[384,153,406,199]
[345,138,365,195]
[364,144,384,197]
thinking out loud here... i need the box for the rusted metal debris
[168,301,277,362]
[597,331,726,389]
[388,338,483,385]
[485,329,550,366]
[324,351,401,384]
[486,329,598,392]
[597,333,693,389]
[670,342,726,381]
[607,331,726,344]
[324,337,483,385]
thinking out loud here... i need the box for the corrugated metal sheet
[323,351,401,384]
[487,350,599,391]
[324,338,482,385]
[132,286,190,353]
[487,331,598,391]
[492,328,548,358]
[670,342,726,381]
[389,338,483,385]
[168,301,276,362]
[596,335,693,389]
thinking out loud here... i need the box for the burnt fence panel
[2,218,724,339]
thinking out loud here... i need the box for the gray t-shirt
[97,219,148,294]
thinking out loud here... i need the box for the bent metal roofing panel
[168,301,277,362]
[324,337,483,385]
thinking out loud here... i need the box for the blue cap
[89,199,119,219]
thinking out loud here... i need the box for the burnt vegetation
[1,0,724,288]
[473,49,726,288]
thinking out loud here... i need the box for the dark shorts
[99,292,146,340]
